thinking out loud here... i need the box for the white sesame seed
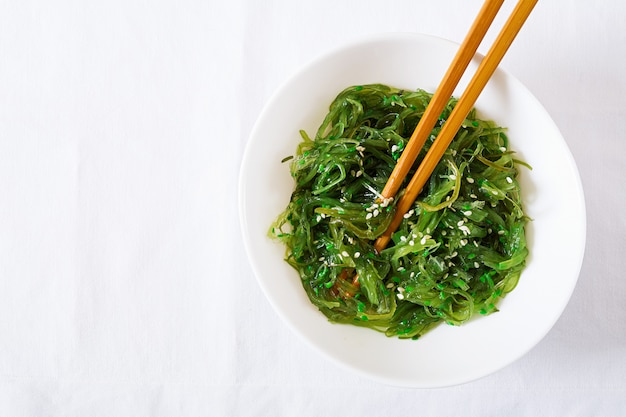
[457,220,465,227]
[366,212,373,220]
[398,287,405,293]
[420,236,427,245]
[403,212,411,219]
[463,210,473,216]
[397,293,405,300]
[400,235,407,242]
[498,230,506,235]
[500,146,507,152]
[410,272,415,278]
[492,190,499,195]
[474,262,480,268]
[356,170,363,177]
[409,240,415,246]
[391,145,398,153]
[470,194,478,199]
[449,174,457,180]
[386,282,394,289]
[318,257,325,261]
[467,177,475,184]
[341,251,349,257]
[441,230,447,236]
[354,252,361,258]
[351,170,356,176]
[373,209,379,217]
[506,176,513,184]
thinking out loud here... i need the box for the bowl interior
[239,33,585,388]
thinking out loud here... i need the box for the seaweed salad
[270,84,529,340]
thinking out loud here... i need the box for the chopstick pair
[373,0,538,253]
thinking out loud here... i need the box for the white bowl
[239,33,586,388]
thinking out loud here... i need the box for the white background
[0,0,624,415]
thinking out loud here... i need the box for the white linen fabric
[0,0,624,415]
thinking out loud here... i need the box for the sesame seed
[474,262,480,268]
[420,236,427,245]
[498,230,506,235]
[460,239,468,246]
[467,177,475,184]
[449,174,457,180]
[366,212,373,220]
[410,272,415,278]
[318,257,325,261]
[391,145,398,152]
[463,210,472,216]
[354,252,361,258]
[457,220,465,227]
[409,240,415,246]
[492,190,499,195]
[470,194,478,199]
[500,146,507,152]
[397,293,405,300]
[506,176,513,183]
[373,209,379,217]
[400,236,407,242]
[341,251,349,257]
[386,283,394,289]
[356,170,363,177]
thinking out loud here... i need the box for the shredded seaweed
[270,84,529,339]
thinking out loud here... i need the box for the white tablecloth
[0,0,624,415]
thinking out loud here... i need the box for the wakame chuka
[270,84,529,339]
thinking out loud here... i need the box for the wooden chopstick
[374,0,538,253]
